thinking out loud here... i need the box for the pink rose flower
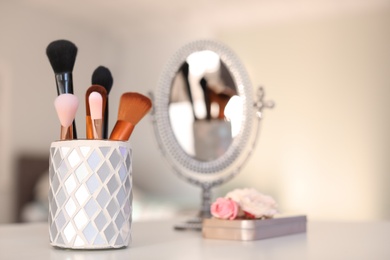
[210,197,239,220]
[226,188,278,219]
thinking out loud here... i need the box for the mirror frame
[152,40,259,188]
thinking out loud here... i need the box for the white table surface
[0,219,389,260]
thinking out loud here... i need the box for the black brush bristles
[46,40,78,73]
[91,66,113,139]
[92,66,113,94]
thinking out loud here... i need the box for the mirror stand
[173,184,212,231]
[200,185,212,219]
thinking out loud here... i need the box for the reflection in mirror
[169,51,240,161]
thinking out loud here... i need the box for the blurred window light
[187,50,220,76]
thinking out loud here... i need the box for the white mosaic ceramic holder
[48,140,132,249]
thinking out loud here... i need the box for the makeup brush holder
[48,140,132,249]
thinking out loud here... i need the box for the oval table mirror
[151,40,273,230]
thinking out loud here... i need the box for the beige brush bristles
[85,85,107,139]
[109,92,152,141]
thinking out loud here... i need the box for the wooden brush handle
[109,120,135,141]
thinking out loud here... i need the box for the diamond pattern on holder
[65,198,77,217]
[119,146,127,157]
[107,199,119,218]
[50,222,58,241]
[68,149,80,168]
[55,211,66,232]
[83,222,98,244]
[96,188,110,208]
[94,211,108,230]
[116,187,126,205]
[58,160,69,179]
[87,150,101,171]
[84,198,99,218]
[64,175,77,195]
[74,236,85,247]
[50,197,58,219]
[80,146,90,157]
[99,147,111,158]
[109,150,121,170]
[97,162,110,183]
[123,198,131,216]
[56,188,66,208]
[104,222,116,243]
[63,222,76,243]
[53,148,62,168]
[60,146,70,158]
[98,161,111,176]
[115,212,125,230]
[75,185,89,206]
[118,165,127,182]
[124,178,131,193]
[107,175,119,194]
[75,163,89,182]
[74,210,88,229]
[86,174,99,194]
[49,142,132,249]
[125,153,131,170]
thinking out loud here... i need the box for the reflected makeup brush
[92,66,113,139]
[54,94,79,140]
[85,85,107,139]
[89,92,103,139]
[200,77,211,120]
[109,92,152,141]
[46,39,78,138]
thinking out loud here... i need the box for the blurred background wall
[0,0,389,223]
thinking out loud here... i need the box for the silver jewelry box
[202,215,307,241]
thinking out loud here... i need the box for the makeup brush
[179,62,197,121]
[85,85,107,139]
[46,39,78,138]
[54,94,79,140]
[88,92,103,139]
[109,92,152,141]
[92,66,113,139]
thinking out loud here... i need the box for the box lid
[203,215,307,229]
[202,215,307,241]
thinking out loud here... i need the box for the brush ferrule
[92,119,103,139]
[109,120,135,141]
[55,72,74,95]
[60,125,74,140]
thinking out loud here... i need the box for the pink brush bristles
[54,94,79,127]
[54,94,79,140]
[88,91,103,139]
[88,92,103,120]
